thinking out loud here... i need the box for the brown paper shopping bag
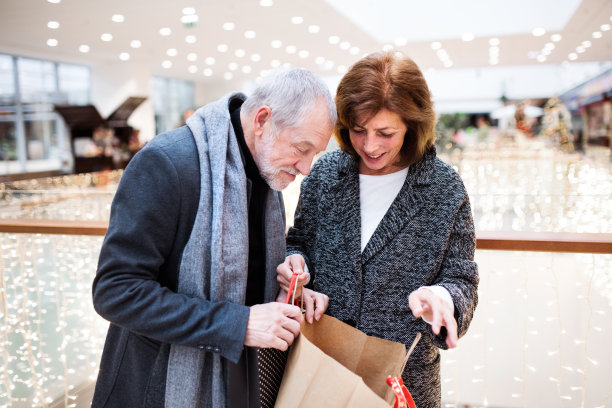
[275,314,409,407]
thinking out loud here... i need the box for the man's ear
[253,106,272,138]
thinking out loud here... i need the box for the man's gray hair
[242,68,337,131]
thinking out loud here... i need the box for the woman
[277,52,479,407]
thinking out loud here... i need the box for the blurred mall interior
[0,0,611,407]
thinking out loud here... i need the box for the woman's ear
[253,106,272,138]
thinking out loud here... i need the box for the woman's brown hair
[334,52,436,166]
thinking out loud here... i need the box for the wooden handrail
[0,219,611,253]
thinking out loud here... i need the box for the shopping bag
[274,314,410,407]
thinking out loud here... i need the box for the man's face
[254,99,333,191]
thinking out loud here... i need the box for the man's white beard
[255,131,300,191]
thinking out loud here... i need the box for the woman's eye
[380,132,392,138]
[352,128,365,134]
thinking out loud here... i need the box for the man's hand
[408,287,458,348]
[276,254,310,299]
[301,288,328,324]
[244,303,303,350]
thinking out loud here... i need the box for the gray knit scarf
[165,92,286,408]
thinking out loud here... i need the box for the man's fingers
[443,309,458,348]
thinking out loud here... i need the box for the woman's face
[349,109,407,175]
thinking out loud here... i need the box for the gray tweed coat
[286,148,479,408]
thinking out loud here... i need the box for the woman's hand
[276,254,310,299]
[409,287,458,348]
[301,288,329,324]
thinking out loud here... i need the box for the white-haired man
[91,69,336,408]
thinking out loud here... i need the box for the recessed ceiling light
[270,59,281,67]
[130,40,141,48]
[582,40,592,48]
[544,42,555,50]
[592,31,602,39]
[271,40,282,48]
[328,36,340,45]
[541,48,551,56]
[101,33,113,42]
[205,57,216,65]
[443,60,453,68]
[182,7,195,15]
[188,65,198,74]
[431,42,442,50]
[308,25,320,34]
[244,30,256,39]
[394,37,407,46]
[203,68,213,77]
[47,0,60,3]
[187,53,198,61]
[228,62,238,71]
[47,21,60,29]
[79,44,90,53]
[119,52,130,61]
[160,27,172,36]
[112,14,124,23]
[285,45,296,54]
[46,38,58,47]
[181,15,199,25]
[259,0,273,6]
[601,24,611,32]
[242,65,252,74]
[217,44,228,52]
[167,48,178,57]
[223,22,235,31]
[323,60,334,70]
[234,49,245,58]
[315,56,325,65]
[224,72,233,80]
[576,46,585,53]
[568,53,578,60]
[282,63,291,68]
[489,38,499,46]
[291,16,303,24]
[298,50,309,58]
[337,65,347,74]
[185,35,197,44]
[382,44,394,52]
[461,33,474,42]
[339,41,350,50]
[550,34,562,42]
[436,49,448,59]
[162,60,172,69]
[489,47,499,56]
[532,27,546,37]
[250,54,261,62]
[349,46,360,55]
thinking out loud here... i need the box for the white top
[358,167,454,319]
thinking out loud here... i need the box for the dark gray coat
[286,148,479,408]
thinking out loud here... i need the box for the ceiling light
[233,49,245,58]
[111,14,124,23]
[185,35,197,44]
[551,34,562,42]
[205,57,216,65]
[431,42,442,50]
[576,46,585,53]
[130,40,141,48]
[582,40,592,48]
[394,37,407,46]
[188,65,198,74]
[323,60,334,70]
[270,59,281,67]
[338,41,350,50]
[101,33,113,41]
[489,47,499,56]
[46,38,58,47]
[291,16,304,24]
[527,51,538,59]
[568,53,578,60]
[436,49,448,59]
[489,38,500,46]
[160,27,172,36]
[261,69,271,76]
[349,46,360,55]
[182,7,195,15]
[298,50,309,58]
[228,62,238,71]
[592,31,602,39]
[47,0,60,3]
[217,44,228,52]
[271,40,282,48]
[187,53,198,61]
[181,14,199,25]
[282,62,291,68]
[328,36,340,45]
[162,60,172,69]
[167,48,178,57]
[337,65,347,74]
[244,30,256,39]
[461,33,474,42]
[532,27,546,37]
[259,0,273,6]
[382,44,394,51]
[541,48,551,56]
[79,44,90,53]
[223,22,235,31]
[308,25,320,34]
[203,68,213,76]
[47,21,60,29]
[119,52,130,61]
[315,56,325,65]
[242,65,252,74]
[224,72,233,80]
[601,24,611,32]
[250,54,261,62]
[443,60,453,68]
[285,45,297,54]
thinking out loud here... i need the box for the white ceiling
[0,0,611,85]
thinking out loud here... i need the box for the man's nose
[295,155,313,176]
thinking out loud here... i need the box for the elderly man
[91,69,336,408]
